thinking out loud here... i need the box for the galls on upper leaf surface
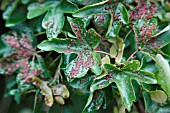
[1,0,170,113]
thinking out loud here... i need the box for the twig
[32,54,36,67]
[94,50,116,58]
[49,55,61,68]
[159,50,170,59]
[35,50,42,54]
[124,30,132,42]
[47,51,53,57]
[35,31,46,36]
[122,2,134,10]
[24,89,36,94]
[50,56,62,85]
[126,50,138,64]
[135,99,146,113]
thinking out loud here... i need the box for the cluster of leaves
[1,0,170,113]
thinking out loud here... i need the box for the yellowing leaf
[52,84,70,99]
[101,55,110,65]
[149,90,167,104]
[32,77,53,107]
[108,37,124,63]
[54,96,65,105]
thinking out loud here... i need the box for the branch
[94,50,116,58]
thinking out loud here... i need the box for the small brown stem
[35,50,42,54]
[126,50,138,64]
[135,99,146,113]
[122,2,134,10]
[159,50,170,59]
[50,56,62,85]
[94,50,116,58]
[35,31,46,36]
[124,30,132,42]
[49,55,60,68]
[24,89,36,94]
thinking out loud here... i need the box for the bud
[52,84,70,99]
[54,96,65,105]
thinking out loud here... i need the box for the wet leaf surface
[155,54,170,96]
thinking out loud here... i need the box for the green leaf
[41,1,78,38]
[155,54,170,96]
[61,53,77,69]
[162,43,170,57]
[70,74,98,88]
[27,15,44,33]
[66,52,102,81]
[69,0,105,5]
[143,91,170,113]
[154,29,170,48]
[87,28,101,48]
[131,80,141,100]
[90,74,114,92]
[81,16,92,28]
[122,60,140,71]
[37,38,85,53]
[115,3,129,24]
[52,1,78,14]
[153,24,170,37]
[42,9,65,38]
[140,56,157,73]
[143,92,152,112]
[106,20,122,38]
[0,37,12,57]
[90,52,102,75]
[93,14,111,33]
[95,63,157,111]
[27,1,60,19]
[5,5,27,27]
[73,1,117,17]
[68,17,101,49]
[36,55,49,78]
[3,0,20,20]
[14,90,21,104]
[21,0,30,4]
[83,90,104,113]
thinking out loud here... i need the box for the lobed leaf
[68,17,101,49]
[66,51,102,81]
[83,90,104,113]
[91,63,157,111]
[27,1,60,19]
[73,1,117,17]
[42,9,65,38]
[37,38,86,53]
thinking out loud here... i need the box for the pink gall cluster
[130,2,157,21]
[0,33,40,77]
[69,51,95,78]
